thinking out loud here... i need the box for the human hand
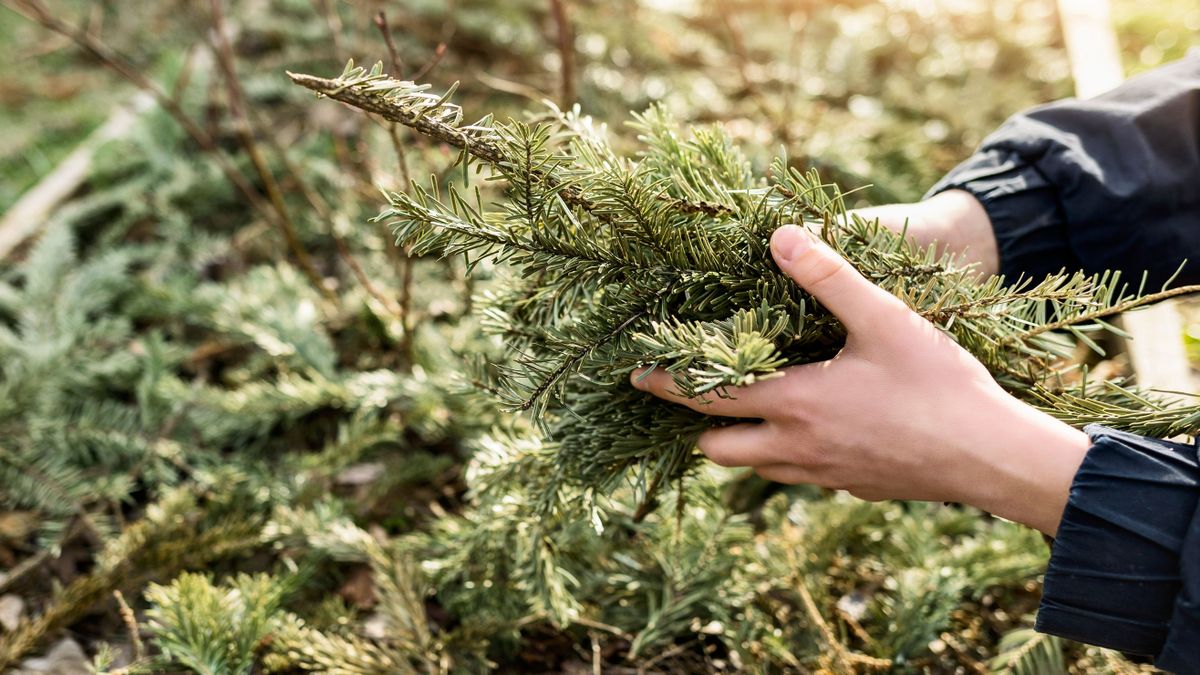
[853,189,1000,278]
[631,224,1088,536]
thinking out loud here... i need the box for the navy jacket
[928,53,1200,673]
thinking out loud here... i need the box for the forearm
[855,189,998,277]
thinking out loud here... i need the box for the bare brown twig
[373,10,433,368]
[375,10,404,77]
[787,547,893,674]
[247,103,406,321]
[412,41,450,82]
[208,0,333,300]
[717,1,789,144]
[5,0,216,159]
[112,590,144,662]
[547,0,576,107]
[313,0,345,62]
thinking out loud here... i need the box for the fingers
[630,367,788,418]
[697,422,781,467]
[770,224,907,335]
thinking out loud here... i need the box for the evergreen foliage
[0,0,1183,672]
[144,572,291,675]
[294,62,1199,513]
[989,628,1066,675]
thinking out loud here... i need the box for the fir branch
[1006,283,1200,342]
[290,65,736,222]
[0,496,263,668]
[989,627,1066,675]
[514,304,652,413]
[288,65,506,163]
[292,65,1200,519]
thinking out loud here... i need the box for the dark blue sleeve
[1035,425,1200,672]
[926,51,1200,289]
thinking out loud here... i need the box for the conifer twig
[289,70,619,223]
[0,513,260,667]
[288,72,504,158]
[631,471,665,524]
[1007,283,1200,342]
[290,70,736,222]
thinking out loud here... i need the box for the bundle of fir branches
[292,60,1200,513]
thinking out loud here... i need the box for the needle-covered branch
[293,62,1200,509]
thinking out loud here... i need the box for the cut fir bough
[292,61,1200,510]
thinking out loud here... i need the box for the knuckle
[779,390,814,419]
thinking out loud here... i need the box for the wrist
[956,393,1090,536]
[919,190,999,277]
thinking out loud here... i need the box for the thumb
[771,224,904,333]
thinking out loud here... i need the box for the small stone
[0,512,38,541]
[362,612,388,639]
[17,638,88,674]
[836,590,868,622]
[335,462,385,486]
[0,594,24,632]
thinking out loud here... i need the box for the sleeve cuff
[925,149,1081,283]
[1036,425,1200,657]
[1159,598,1200,674]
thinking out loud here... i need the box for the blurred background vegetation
[0,0,1196,672]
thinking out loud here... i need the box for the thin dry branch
[208,0,332,299]
[412,41,451,82]
[548,0,576,107]
[375,11,405,77]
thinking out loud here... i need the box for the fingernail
[630,367,648,389]
[771,225,812,263]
